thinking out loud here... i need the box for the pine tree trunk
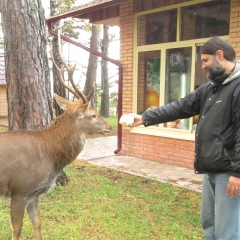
[50,0,66,117]
[100,25,109,117]
[84,25,100,108]
[50,0,69,186]
[0,0,53,130]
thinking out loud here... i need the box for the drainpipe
[46,20,123,154]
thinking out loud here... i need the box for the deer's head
[54,93,112,135]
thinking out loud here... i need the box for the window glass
[164,47,192,130]
[135,1,230,132]
[181,1,230,41]
[194,46,208,89]
[137,10,177,46]
[137,51,160,114]
[192,46,209,129]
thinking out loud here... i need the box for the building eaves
[46,0,124,23]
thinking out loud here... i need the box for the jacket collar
[222,60,240,85]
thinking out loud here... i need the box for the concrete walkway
[78,136,203,193]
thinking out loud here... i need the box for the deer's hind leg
[26,196,42,240]
[10,196,28,240]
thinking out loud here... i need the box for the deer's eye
[92,114,97,118]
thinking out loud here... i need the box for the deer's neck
[43,117,85,171]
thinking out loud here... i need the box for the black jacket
[142,61,240,176]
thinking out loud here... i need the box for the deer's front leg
[10,196,27,240]
[26,197,42,240]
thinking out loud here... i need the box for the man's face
[201,54,225,80]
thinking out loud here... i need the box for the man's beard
[206,58,225,81]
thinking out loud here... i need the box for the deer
[0,93,112,239]
[0,31,112,240]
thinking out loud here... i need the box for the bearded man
[131,37,240,240]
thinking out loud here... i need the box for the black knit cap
[200,37,236,62]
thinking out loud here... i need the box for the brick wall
[0,86,7,117]
[120,0,134,115]
[119,0,240,169]
[230,0,240,58]
[122,129,195,169]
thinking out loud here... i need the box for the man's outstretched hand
[128,113,144,127]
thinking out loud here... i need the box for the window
[165,48,191,104]
[164,48,192,130]
[137,51,160,114]
[181,2,230,41]
[137,10,177,46]
[135,0,230,133]
[194,46,208,89]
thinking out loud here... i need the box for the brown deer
[0,93,111,239]
[0,30,112,240]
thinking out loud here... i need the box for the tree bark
[84,24,100,108]
[49,0,69,186]
[0,0,53,130]
[50,0,66,117]
[100,25,109,117]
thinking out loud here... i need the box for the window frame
[132,0,230,139]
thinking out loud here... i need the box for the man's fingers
[226,181,240,197]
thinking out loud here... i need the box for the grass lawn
[0,161,203,240]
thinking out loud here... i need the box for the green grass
[103,116,118,135]
[0,161,203,240]
[103,116,118,129]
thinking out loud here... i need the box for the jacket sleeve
[230,82,240,177]
[142,87,202,127]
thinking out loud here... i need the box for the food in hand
[119,114,134,127]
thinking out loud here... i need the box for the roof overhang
[46,0,125,26]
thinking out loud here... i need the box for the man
[131,37,240,240]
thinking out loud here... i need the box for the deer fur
[0,94,111,240]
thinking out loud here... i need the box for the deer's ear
[82,102,91,113]
[54,93,71,110]
[87,102,91,110]
[77,102,90,119]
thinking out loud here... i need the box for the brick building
[47,0,240,169]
